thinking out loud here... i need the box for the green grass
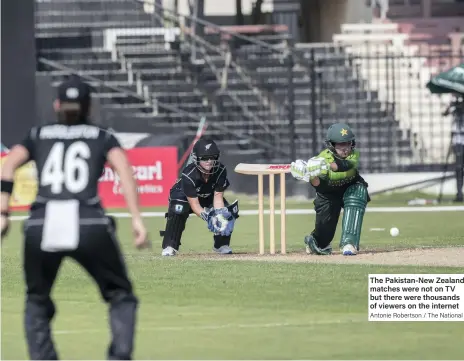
[2,202,464,359]
[224,190,459,208]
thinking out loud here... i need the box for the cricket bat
[177,116,207,171]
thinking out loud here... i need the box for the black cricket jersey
[172,162,230,199]
[20,123,120,204]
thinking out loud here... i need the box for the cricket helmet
[325,123,356,156]
[191,138,221,174]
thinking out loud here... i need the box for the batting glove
[307,157,329,179]
[290,159,310,182]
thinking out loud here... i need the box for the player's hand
[290,159,310,182]
[307,157,329,179]
[200,207,215,222]
[211,208,235,236]
[131,217,150,249]
[1,213,10,240]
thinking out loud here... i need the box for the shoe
[213,245,233,254]
[304,235,332,255]
[453,195,463,203]
[342,244,357,256]
[161,246,178,256]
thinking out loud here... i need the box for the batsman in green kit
[290,123,369,256]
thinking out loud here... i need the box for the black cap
[57,76,91,111]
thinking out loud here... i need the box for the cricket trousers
[454,144,464,198]
[23,205,138,360]
[311,193,343,249]
[312,181,370,249]
[164,188,232,249]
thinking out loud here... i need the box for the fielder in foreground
[1,77,149,360]
[290,123,369,256]
[160,138,239,256]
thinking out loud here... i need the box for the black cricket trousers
[23,206,138,360]
[454,144,464,199]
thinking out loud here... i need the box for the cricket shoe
[304,235,332,255]
[342,244,357,256]
[213,245,233,254]
[161,246,178,256]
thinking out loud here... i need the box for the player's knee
[165,213,188,231]
[162,211,188,250]
[169,201,190,216]
[113,291,138,305]
[105,290,138,306]
[26,294,56,320]
[160,202,189,236]
[344,184,368,207]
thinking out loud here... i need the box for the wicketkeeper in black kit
[160,138,239,256]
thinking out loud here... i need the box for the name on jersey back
[40,125,100,139]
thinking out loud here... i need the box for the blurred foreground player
[290,123,369,256]
[0,76,149,360]
[160,138,239,256]
[444,99,464,202]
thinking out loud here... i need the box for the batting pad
[340,184,368,250]
[41,200,79,252]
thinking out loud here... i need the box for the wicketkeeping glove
[211,208,235,236]
[201,208,233,236]
[202,208,223,235]
[200,207,215,224]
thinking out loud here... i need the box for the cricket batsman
[290,123,369,256]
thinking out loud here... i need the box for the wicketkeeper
[290,123,369,256]
[160,138,239,256]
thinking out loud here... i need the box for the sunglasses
[199,155,219,161]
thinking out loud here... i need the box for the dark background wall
[1,0,36,147]
[35,74,55,126]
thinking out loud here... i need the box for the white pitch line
[9,205,464,221]
[2,318,365,337]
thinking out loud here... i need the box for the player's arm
[1,127,35,238]
[310,177,320,187]
[310,168,357,187]
[105,134,148,248]
[107,148,141,219]
[180,174,206,219]
[328,168,357,180]
[186,196,206,218]
[318,149,359,172]
[213,192,225,208]
[213,167,229,209]
[316,150,338,172]
[1,144,31,237]
[1,145,30,208]
[332,150,360,172]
